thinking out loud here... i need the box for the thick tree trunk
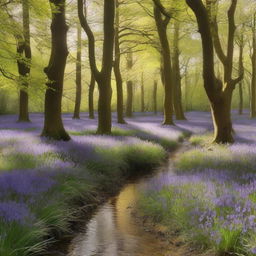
[153,80,158,114]
[154,5,174,125]
[41,0,70,141]
[251,15,256,118]
[114,0,126,124]
[126,52,133,117]
[97,78,112,134]
[17,0,31,122]
[141,72,145,113]
[186,0,235,143]
[211,92,234,143]
[172,21,186,120]
[88,73,95,119]
[73,23,82,119]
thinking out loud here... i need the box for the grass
[0,132,167,256]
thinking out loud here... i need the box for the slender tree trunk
[78,0,115,134]
[126,52,133,117]
[153,80,158,114]
[154,5,174,125]
[17,0,31,122]
[172,21,186,120]
[114,0,126,124]
[88,72,95,119]
[238,37,244,115]
[141,72,145,113]
[73,23,82,119]
[41,0,70,141]
[251,14,256,118]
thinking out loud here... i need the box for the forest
[1,0,256,255]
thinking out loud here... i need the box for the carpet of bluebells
[0,112,210,256]
[139,112,256,256]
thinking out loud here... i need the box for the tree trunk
[17,0,31,122]
[126,81,133,117]
[114,0,126,124]
[41,0,70,141]
[238,37,244,115]
[154,5,174,125]
[251,14,256,118]
[73,23,82,119]
[78,0,115,134]
[88,73,95,119]
[172,21,186,120]
[211,92,234,143]
[97,77,112,134]
[153,80,158,114]
[141,72,145,113]
[126,52,133,117]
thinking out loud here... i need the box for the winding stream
[67,152,189,256]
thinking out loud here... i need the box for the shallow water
[67,160,180,256]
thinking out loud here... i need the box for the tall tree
[153,79,158,114]
[17,0,31,122]
[126,52,133,117]
[41,0,70,141]
[78,0,115,134]
[73,23,82,119]
[141,72,145,113]
[237,31,244,115]
[114,0,126,124]
[186,0,243,143]
[172,20,186,120]
[153,0,174,125]
[251,13,256,118]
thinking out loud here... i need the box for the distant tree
[88,72,95,119]
[73,23,82,119]
[250,13,256,118]
[41,0,70,141]
[141,72,145,113]
[126,52,134,117]
[78,0,115,134]
[153,79,158,114]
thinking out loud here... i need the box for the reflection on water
[68,164,179,256]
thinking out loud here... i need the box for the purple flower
[0,201,33,224]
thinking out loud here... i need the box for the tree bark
[88,72,95,119]
[17,0,31,122]
[73,23,82,119]
[114,0,126,124]
[172,20,186,120]
[126,52,133,117]
[78,0,115,134]
[141,72,145,113]
[153,80,158,114]
[251,13,256,118]
[154,3,174,125]
[41,0,70,141]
